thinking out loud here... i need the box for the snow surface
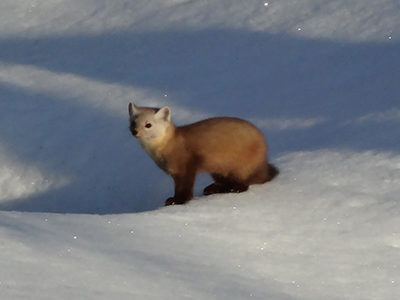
[0,0,399,299]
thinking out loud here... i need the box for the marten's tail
[267,163,279,182]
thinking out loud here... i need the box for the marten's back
[176,117,268,180]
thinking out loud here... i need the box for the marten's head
[128,103,172,142]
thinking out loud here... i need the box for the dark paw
[165,197,188,206]
[203,183,249,195]
[230,186,248,193]
[229,184,249,193]
[164,197,176,206]
[203,183,228,195]
[203,183,218,195]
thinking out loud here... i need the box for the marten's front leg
[165,170,196,206]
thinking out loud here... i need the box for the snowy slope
[0,0,399,299]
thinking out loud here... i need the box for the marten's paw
[164,197,176,206]
[165,197,189,206]
[203,183,224,195]
[203,183,235,195]
[203,182,248,195]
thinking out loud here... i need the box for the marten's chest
[139,140,169,173]
[138,133,188,175]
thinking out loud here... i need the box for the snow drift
[0,0,399,299]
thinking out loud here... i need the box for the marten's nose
[130,127,138,136]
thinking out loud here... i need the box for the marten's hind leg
[203,174,248,196]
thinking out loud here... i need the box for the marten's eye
[145,123,152,129]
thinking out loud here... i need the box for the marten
[128,103,278,206]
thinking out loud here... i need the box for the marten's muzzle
[130,125,138,137]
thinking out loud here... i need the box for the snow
[0,0,399,299]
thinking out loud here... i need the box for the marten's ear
[156,106,171,122]
[128,103,139,117]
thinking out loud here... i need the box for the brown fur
[150,117,278,205]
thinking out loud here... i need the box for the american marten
[128,103,278,206]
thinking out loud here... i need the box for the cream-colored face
[128,103,171,143]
